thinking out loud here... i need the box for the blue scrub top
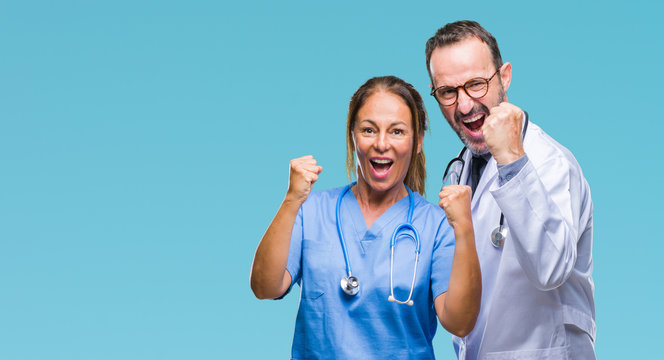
[282,186,455,359]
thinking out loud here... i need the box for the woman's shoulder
[301,184,351,209]
[410,192,453,244]
[411,191,446,221]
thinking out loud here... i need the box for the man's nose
[456,89,475,114]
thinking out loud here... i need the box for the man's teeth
[372,159,392,164]
[463,114,483,123]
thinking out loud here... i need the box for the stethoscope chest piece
[340,275,359,296]
[490,226,507,248]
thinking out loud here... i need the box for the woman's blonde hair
[345,76,429,195]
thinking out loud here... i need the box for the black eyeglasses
[430,69,500,106]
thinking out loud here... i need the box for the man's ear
[500,62,512,92]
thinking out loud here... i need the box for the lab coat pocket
[484,345,569,360]
[562,305,596,341]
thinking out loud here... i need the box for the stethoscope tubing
[336,182,421,304]
[336,184,354,277]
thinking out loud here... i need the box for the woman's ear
[417,132,424,154]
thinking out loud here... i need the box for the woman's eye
[393,129,405,135]
[361,128,374,134]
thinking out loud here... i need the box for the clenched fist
[482,102,525,165]
[439,185,472,231]
[286,155,323,205]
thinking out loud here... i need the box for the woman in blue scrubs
[251,76,481,359]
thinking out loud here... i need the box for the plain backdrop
[1,1,662,358]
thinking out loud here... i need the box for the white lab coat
[450,121,595,360]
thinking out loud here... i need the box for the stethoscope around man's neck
[442,111,529,248]
[336,182,421,305]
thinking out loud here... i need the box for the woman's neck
[352,180,408,229]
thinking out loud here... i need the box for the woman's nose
[374,133,389,152]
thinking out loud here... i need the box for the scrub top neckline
[344,188,414,245]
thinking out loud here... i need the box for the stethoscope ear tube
[442,148,467,187]
[389,246,419,306]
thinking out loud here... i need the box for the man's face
[429,37,510,155]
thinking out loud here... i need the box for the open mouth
[370,158,393,178]
[462,113,485,134]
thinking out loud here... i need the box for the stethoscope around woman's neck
[336,182,421,305]
[442,111,529,248]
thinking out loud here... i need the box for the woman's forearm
[250,197,300,299]
[439,222,482,337]
[250,155,322,299]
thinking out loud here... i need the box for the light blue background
[1,1,661,358]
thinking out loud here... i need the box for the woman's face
[353,90,420,194]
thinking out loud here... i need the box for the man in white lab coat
[426,21,595,359]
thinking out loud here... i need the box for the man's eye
[438,88,457,98]
[466,80,486,91]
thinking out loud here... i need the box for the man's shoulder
[524,121,583,171]
[523,122,591,196]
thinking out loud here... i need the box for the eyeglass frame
[430,69,501,106]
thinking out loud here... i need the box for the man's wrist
[497,154,529,186]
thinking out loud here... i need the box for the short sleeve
[276,205,303,299]
[431,217,455,298]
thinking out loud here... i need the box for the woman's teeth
[371,159,393,173]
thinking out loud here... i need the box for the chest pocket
[301,239,331,300]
